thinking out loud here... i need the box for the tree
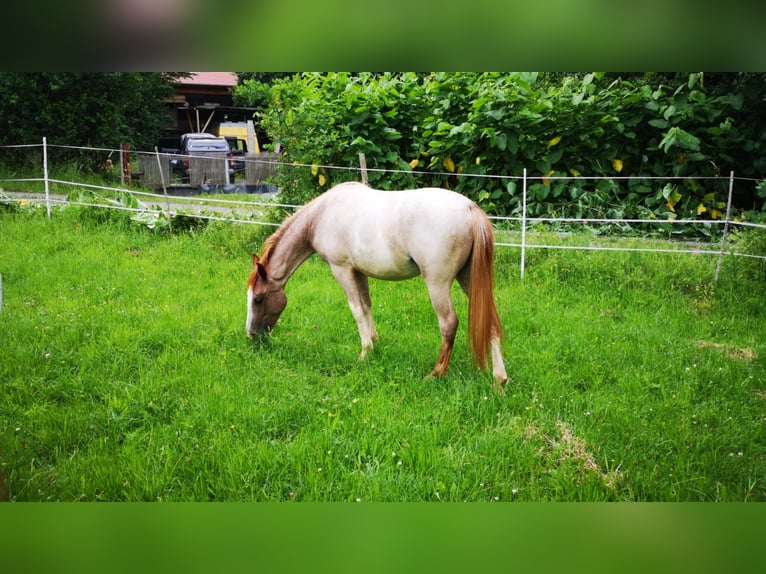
[233,73,296,112]
[0,72,181,168]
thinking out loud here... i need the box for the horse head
[246,254,287,338]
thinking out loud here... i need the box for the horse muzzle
[246,324,272,340]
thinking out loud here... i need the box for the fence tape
[2,141,765,274]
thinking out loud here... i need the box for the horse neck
[263,207,316,284]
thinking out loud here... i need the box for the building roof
[179,72,238,87]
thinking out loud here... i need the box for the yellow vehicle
[215,121,260,154]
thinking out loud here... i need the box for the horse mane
[260,228,284,265]
[260,185,362,268]
[246,226,286,290]
[247,206,312,290]
[260,209,301,266]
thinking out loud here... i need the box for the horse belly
[361,258,420,281]
[351,239,421,280]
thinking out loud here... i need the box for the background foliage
[237,72,766,223]
[0,72,181,170]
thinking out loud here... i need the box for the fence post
[120,143,131,186]
[43,136,51,218]
[714,170,736,283]
[520,168,528,279]
[359,153,368,185]
[154,147,171,215]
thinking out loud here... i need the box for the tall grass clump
[1,206,764,501]
[728,225,766,282]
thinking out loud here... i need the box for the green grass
[1,207,764,501]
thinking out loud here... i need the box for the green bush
[730,225,766,281]
[241,73,766,231]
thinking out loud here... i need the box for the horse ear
[252,253,268,282]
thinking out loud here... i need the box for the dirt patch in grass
[697,341,757,362]
[527,420,622,488]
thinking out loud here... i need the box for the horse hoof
[427,367,448,379]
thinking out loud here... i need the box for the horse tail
[467,206,503,370]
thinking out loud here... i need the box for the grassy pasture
[0,207,764,501]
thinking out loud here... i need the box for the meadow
[1,205,764,501]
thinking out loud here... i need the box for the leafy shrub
[65,188,209,234]
[242,72,766,234]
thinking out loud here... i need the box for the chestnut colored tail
[468,208,504,369]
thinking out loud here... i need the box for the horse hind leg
[425,280,459,379]
[457,265,509,391]
[490,336,508,390]
[431,339,455,379]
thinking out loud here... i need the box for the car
[178,132,219,148]
[170,134,232,181]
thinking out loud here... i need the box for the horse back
[310,184,477,280]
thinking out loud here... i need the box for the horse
[246,181,508,389]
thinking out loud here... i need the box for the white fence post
[154,146,172,219]
[714,170,736,283]
[520,168,528,279]
[43,137,51,218]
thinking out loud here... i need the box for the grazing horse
[246,182,508,389]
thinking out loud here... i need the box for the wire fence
[2,139,765,284]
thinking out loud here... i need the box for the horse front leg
[356,272,379,345]
[330,266,377,360]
